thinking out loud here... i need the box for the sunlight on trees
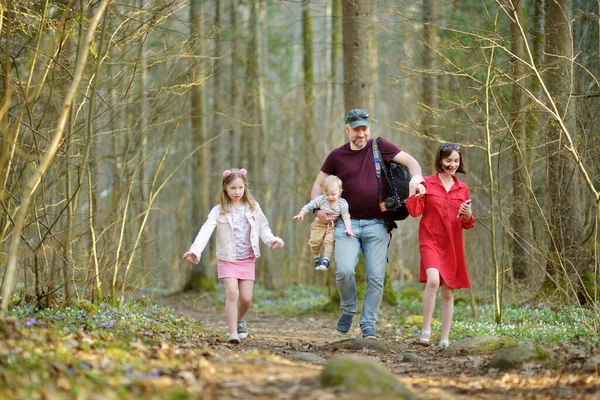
[0,1,598,329]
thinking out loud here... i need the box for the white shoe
[418,330,431,347]
[227,333,240,344]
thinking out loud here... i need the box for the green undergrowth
[208,283,331,316]
[386,283,600,346]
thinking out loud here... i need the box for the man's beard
[352,138,367,148]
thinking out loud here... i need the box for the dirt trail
[157,293,600,399]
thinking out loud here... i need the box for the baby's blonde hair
[322,175,343,194]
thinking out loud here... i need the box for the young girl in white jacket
[183,168,284,344]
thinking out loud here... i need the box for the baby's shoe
[316,258,330,271]
[314,255,322,270]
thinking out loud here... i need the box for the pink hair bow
[223,168,247,177]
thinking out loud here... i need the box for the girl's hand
[292,213,304,220]
[458,200,472,220]
[182,252,197,262]
[271,238,284,249]
[345,229,356,237]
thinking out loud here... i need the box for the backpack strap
[372,138,395,244]
[372,138,383,202]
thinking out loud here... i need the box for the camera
[380,196,404,212]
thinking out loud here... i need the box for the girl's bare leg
[237,280,254,321]
[440,284,455,342]
[422,268,441,332]
[223,278,240,335]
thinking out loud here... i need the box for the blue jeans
[334,218,388,332]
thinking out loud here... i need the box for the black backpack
[372,137,411,231]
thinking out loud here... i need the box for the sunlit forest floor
[158,289,600,399]
[1,285,599,399]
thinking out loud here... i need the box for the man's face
[345,124,370,150]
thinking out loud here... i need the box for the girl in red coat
[406,143,474,350]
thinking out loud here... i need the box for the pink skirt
[217,258,256,280]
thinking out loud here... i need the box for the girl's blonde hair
[322,175,343,194]
[217,168,257,213]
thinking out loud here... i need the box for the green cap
[345,109,371,128]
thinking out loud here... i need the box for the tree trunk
[510,0,531,281]
[228,0,240,167]
[214,0,224,175]
[186,0,215,291]
[137,0,151,285]
[543,0,585,301]
[368,2,377,113]
[328,0,343,150]
[421,0,437,166]
[342,0,371,110]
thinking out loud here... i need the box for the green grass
[208,282,331,316]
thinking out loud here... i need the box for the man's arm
[392,151,426,195]
[311,171,329,199]
[311,171,336,223]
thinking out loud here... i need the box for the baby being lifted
[293,175,355,270]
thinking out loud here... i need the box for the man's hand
[409,175,426,198]
[315,210,337,224]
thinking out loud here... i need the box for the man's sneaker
[313,256,322,270]
[316,258,330,271]
[227,333,240,344]
[237,318,248,340]
[362,328,380,340]
[336,313,354,334]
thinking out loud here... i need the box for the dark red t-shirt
[320,138,401,219]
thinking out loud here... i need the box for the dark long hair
[435,143,467,174]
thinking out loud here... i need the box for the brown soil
[156,292,600,399]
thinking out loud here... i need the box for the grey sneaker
[316,258,330,271]
[362,328,379,340]
[336,313,354,334]
[237,318,248,339]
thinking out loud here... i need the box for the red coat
[406,174,475,288]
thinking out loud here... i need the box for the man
[312,108,425,339]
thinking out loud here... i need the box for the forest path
[155,292,599,399]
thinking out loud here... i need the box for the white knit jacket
[187,203,283,263]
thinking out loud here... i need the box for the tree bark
[510,0,531,281]
[421,0,437,166]
[342,0,372,111]
[543,0,585,301]
[186,0,215,291]
[328,0,343,150]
